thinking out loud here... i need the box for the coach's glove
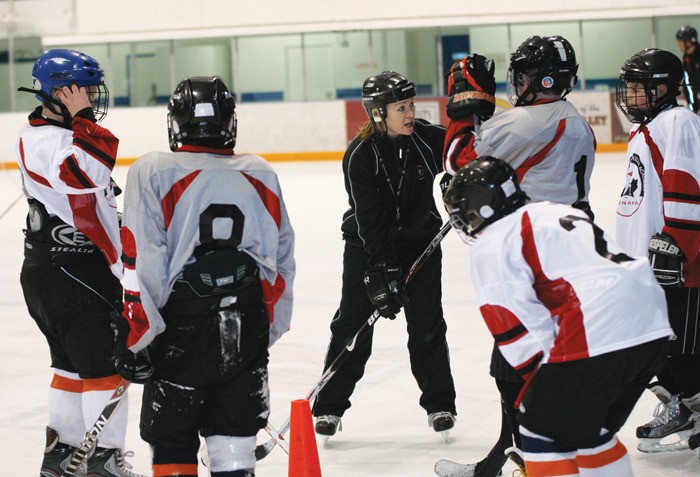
[446,54,496,121]
[363,263,409,319]
[648,233,685,287]
[111,312,153,383]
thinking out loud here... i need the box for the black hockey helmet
[443,156,529,241]
[615,48,683,123]
[167,76,237,151]
[362,71,416,123]
[507,35,578,106]
[676,25,698,42]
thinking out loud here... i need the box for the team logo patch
[51,225,93,246]
[541,76,554,88]
[617,153,645,217]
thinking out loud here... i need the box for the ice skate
[40,427,86,477]
[314,415,342,445]
[636,386,693,453]
[429,411,456,442]
[688,412,700,459]
[86,448,146,477]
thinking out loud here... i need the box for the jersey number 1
[559,215,634,264]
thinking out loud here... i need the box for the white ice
[3,153,700,476]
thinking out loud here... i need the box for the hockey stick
[434,398,512,477]
[256,222,452,460]
[57,268,133,475]
[474,397,512,477]
[61,378,131,476]
[0,192,23,221]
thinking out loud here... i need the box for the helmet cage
[615,49,682,123]
[362,71,416,124]
[443,157,528,241]
[31,49,109,121]
[167,76,237,151]
[507,36,578,106]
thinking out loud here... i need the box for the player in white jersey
[443,36,595,212]
[16,49,144,477]
[615,48,700,455]
[113,76,295,476]
[443,157,672,477]
[438,36,596,475]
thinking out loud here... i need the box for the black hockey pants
[140,281,270,449]
[20,242,121,378]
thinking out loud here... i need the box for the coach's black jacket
[340,119,446,267]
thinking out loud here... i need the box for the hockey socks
[520,426,632,477]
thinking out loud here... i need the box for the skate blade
[440,430,451,442]
[433,459,476,477]
[637,430,692,453]
[320,435,331,446]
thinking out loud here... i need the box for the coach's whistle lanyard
[372,138,410,223]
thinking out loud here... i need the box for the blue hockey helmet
[31,49,109,120]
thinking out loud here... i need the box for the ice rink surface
[3,152,700,476]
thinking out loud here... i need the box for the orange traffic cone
[288,399,322,477]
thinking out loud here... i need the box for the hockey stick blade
[61,379,130,476]
[255,223,452,460]
[435,459,478,477]
[434,398,511,477]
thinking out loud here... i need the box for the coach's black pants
[312,241,456,418]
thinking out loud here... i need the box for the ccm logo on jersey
[51,225,94,247]
[577,274,620,291]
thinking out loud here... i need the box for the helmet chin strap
[515,84,536,107]
[17,87,73,123]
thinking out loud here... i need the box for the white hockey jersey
[120,148,296,352]
[16,112,122,278]
[470,202,672,380]
[445,100,596,205]
[616,106,700,286]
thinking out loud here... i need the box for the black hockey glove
[363,263,409,320]
[648,233,685,287]
[111,312,153,384]
[446,54,496,121]
[439,173,453,197]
